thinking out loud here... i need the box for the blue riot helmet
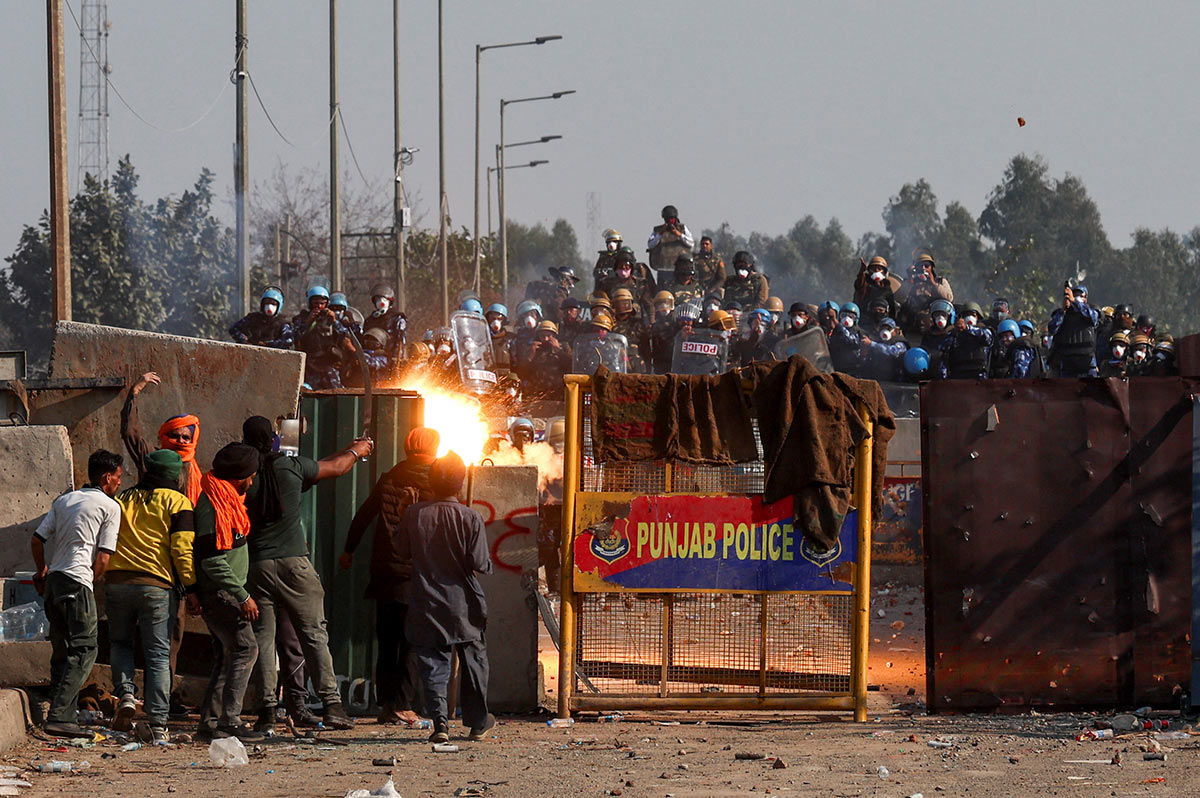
[510,416,535,450]
[305,285,330,308]
[928,298,956,331]
[515,300,542,330]
[839,302,860,328]
[1018,319,1035,336]
[329,292,348,311]
[997,319,1021,339]
[840,301,860,318]
[260,287,284,317]
[485,303,508,320]
[461,298,484,315]
[904,347,931,378]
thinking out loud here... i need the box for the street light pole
[498,90,575,306]
[438,0,447,324]
[473,35,562,296]
[393,0,405,309]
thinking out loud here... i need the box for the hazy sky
[5,1,1199,282]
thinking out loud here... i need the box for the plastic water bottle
[598,714,623,723]
[406,719,432,730]
[38,761,89,772]
[546,717,574,728]
[122,742,141,752]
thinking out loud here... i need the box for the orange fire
[399,378,490,465]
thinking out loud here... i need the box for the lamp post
[474,35,562,294]
[499,91,574,304]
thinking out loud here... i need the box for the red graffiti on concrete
[472,500,537,574]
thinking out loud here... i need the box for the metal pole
[498,101,507,306]
[47,0,71,323]
[472,45,482,296]
[486,165,492,267]
[557,377,584,718]
[437,0,448,323]
[851,401,874,723]
[393,0,405,310]
[282,213,292,302]
[235,0,249,315]
[329,0,341,292]
[273,222,281,287]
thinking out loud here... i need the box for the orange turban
[158,415,202,504]
[404,426,440,464]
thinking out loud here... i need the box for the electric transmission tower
[77,0,110,190]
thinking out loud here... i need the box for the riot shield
[773,326,834,374]
[451,311,498,393]
[571,332,629,375]
[670,328,731,375]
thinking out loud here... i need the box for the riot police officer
[647,205,695,274]
[559,298,586,346]
[1047,284,1100,377]
[894,253,954,339]
[827,302,864,375]
[853,256,900,321]
[693,235,725,295]
[293,286,357,389]
[485,303,515,374]
[989,319,1041,379]
[611,288,651,373]
[594,228,624,290]
[920,299,956,378]
[362,283,407,371]
[859,317,907,382]
[511,300,543,378]
[663,255,704,306]
[525,266,580,324]
[723,251,769,310]
[782,302,814,338]
[938,302,992,379]
[231,286,292,348]
[600,250,657,318]
[1098,329,1129,378]
[524,321,572,396]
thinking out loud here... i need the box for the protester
[340,427,440,726]
[193,443,261,742]
[108,449,198,742]
[398,452,495,743]
[33,450,123,739]
[241,416,373,732]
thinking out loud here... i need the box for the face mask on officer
[617,265,632,280]
[736,268,749,280]
[790,313,805,330]
[1133,346,1148,363]
[489,317,504,334]
[840,313,856,328]
[655,302,672,319]
[769,311,780,326]
[607,240,619,253]
[705,301,720,317]
[374,296,391,313]
[880,328,895,342]
[1111,343,1127,359]
[869,269,885,283]
[436,342,451,355]
[963,313,979,327]
[932,313,949,331]
[262,301,279,317]
[728,309,742,325]
[993,304,1009,321]
[521,314,538,329]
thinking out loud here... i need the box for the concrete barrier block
[0,690,30,753]
[470,465,541,713]
[0,426,73,575]
[35,321,304,487]
[0,641,51,688]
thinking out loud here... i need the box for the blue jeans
[106,583,177,727]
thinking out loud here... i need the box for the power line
[337,109,373,188]
[65,0,231,135]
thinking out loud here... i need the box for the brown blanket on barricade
[590,366,757,464]
[747,357,896,549]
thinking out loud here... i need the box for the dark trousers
[414,636,489,729]
[375,600,416,711]
[44,572,98,724]
[198,590,259,730]
[276,609,309,712]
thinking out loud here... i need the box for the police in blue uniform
[1047,284,1100,377]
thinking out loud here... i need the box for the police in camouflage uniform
[293,286,357,389]
[230,287,292,348]
[558,298,586,347]
[524,266,581,325]
[362,284,407,371]
[693,236,725,295]
[600,250,657,320]
[660,255,705,307]
[611,288,652,374]
[593,229,624,292]
[1097,330,1129,378]
[723,251,769,310]
[523,321,572,397]
[1047,284,1100,377]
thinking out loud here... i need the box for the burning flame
[400,378,490,465]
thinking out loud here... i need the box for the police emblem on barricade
[800,536,842,567]
[587,519,630,564]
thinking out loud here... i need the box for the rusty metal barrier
[557,375,873,719]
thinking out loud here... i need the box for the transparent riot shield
[451,311,498,393]
[670,328,731,375]
[571,332,629,375]
[773,326,834,374]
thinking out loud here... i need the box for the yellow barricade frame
[557,375,873,720]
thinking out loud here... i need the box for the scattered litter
[891,620,905,631]
[772,758,787,769]
[208,737,248,768]
[432,743,459,753]
[1076,729,1114,741]
[653,721,680,726]
[546,718,574,728]
[734,752,765,760]
[1143,752,1166,761]
[345,778,402,798]
[35,760,89,772]
[876,766,890,779]
[1142,777,1165,784]
[870,730,894,738]
[1155,731,1190,740]
[927,740,953,749]
[121,742,141,752]
[597,714,623,723]
[372,757,397,767]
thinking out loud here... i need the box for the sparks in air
[401,377,490,465]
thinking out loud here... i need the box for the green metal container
[298,388,424,692]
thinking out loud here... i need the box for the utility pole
[47,0,71,323]
[498,101,507,305]
[329,0,341,293]
[393,0,405,309]
[437,0,448,323]
[235,0,249,315]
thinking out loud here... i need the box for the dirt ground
[13,566,1200,797]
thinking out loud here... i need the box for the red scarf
[199,471,249,551]
[158,415,202,504]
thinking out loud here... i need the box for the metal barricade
[557,375,873,719]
